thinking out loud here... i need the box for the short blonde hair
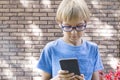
[56,0,90,23]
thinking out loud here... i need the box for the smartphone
[59,58,80,75]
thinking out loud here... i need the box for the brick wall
[0,0,119,80]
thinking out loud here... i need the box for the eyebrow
[62,22,85,26]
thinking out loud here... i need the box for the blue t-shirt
[37,38,104,80]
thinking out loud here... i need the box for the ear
[59,24,61,27]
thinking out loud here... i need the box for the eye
[77,23,85,27]
[64,26,71,29]
[76,24,86,30]
[62,24,71,28]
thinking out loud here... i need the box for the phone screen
[59,58,80,75]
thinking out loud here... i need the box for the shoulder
[84,40,98,48]
[44,38,60,50]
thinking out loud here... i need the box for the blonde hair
[56,0,90,23]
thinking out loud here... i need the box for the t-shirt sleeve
[93,46,104,72]
[36,46,52,75]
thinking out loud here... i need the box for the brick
[16,77,32,80]
[98,45,107,48]
[24,33,37,37]
[40,41,49,45]
[55,1,61,5]
[93,37,104,40]
[10,25,24,29]
[25,17,39,20]
[10,56,25,60]
[2,37,17,40]
[9,40,24,44]
[2,52,16,56]
[54,33,62,36]
[108,46,118,48]
[9,48,24,52]
[40,33,54,36]
[0,1,9,4]
[18,52,32,56]
[0,17,9,20]
[0,40,9,44]
[17,44,32,48]
[10,32,24,37]
[3,21,17,24]
[33,13,47,16]
[39,25,54,29]
[33,45,44,49]
[2,76,16,80]
[25,9,39,12]
[12,72,24,76]
[48,29,61,32]
[2,29,17,32]
[10,9,24,12]
[50,5,59,9]
[48,13,56,17]
[32,37,47,40]
[25,40,39,44]
[40,0,54,5]
[100,41,119,45]
[83,37,92,40]
[33,77,41,80]
[3,5,17,8]
[0,9,9,12]
[48,21,56,24]
[40,17,55,20]
[33,21,47,24]
[40,9,54,12]
[0,5,2,8]
[25,48,40,53]
[17,29,30,32]
[0,13,2,16]
[10,17,24,20]
[48,37,59,40]
[9,0,20,4]
[18,13,32,16]
[0,24,9,28]
[3,13,17,16]
[0,49,9,52]
[18,21,29,24]
[85,33,99,37]
[108,22,119,26]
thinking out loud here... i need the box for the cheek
[77,32,84,36]
[63,31,84,37]
[63,32,71,36]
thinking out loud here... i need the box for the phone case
[59,58,80,75]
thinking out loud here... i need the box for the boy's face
[59,20,86,42]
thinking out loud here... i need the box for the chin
[70,38,78,41]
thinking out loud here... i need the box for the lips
[71,36,77,39]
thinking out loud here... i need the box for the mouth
[71,36,77,38]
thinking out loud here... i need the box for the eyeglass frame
[61,21,87,32]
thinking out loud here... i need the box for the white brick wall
[0,0,120,80]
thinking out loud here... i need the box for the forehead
[62,20,85,25]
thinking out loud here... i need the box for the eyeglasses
[61,22,87,32]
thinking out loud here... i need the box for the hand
[73,74,85,80]
[50,70,75,80]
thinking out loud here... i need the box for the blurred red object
[99,62,120,80]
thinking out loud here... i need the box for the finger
[59,75,76,80]
[58,70,69,74]
[80,74,84,78]
[75,75,84,80]
[59,73,75,78]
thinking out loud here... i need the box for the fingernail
[71,73,74,75]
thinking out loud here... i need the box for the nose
[71,28,77,34]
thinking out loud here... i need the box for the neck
[62,37,82,46]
